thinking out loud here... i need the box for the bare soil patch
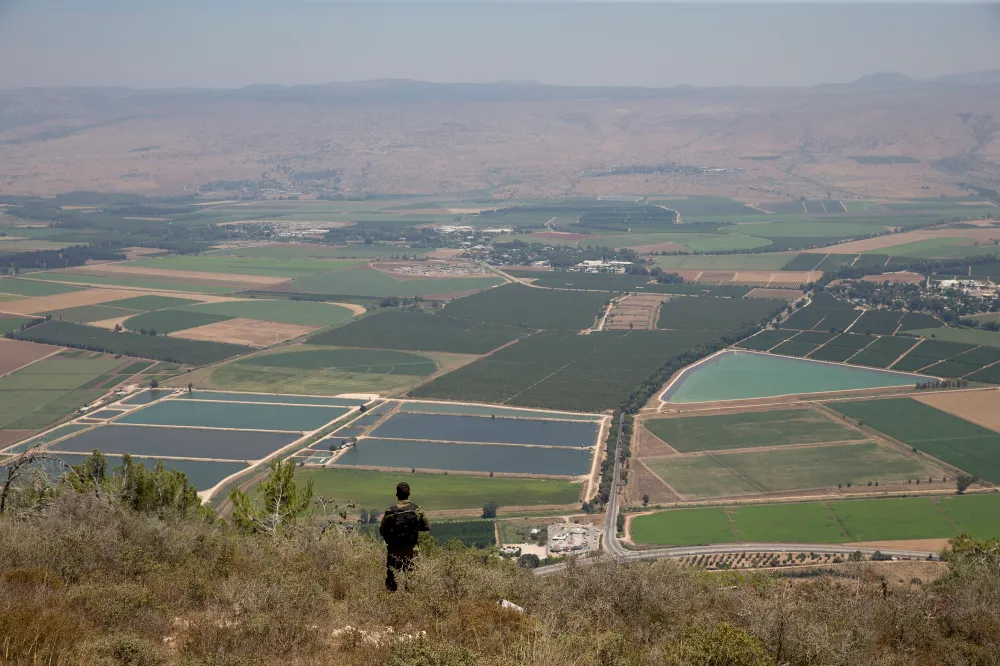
[860,272,924,285]
[630,459,682,505]
[604,294,672,331]
[424,248,466,259]
[329,301,367,316]
[746,287,803,299]
[4,288,150,315]
[174,318,317,347]
[88,315,135,331]
[914,390,1000,434]
[0,338,56,376]
[0,429,35,450]
[123,246,169,260]
[848,538,951,552]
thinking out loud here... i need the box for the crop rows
[307,310,524,354]
[410,329,709,411]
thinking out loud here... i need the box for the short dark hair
[396,482,410,499]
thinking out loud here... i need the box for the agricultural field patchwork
[829,397,1000,483]
[411,329,706,411]
[10,320,248,365]
[0,355,124,435]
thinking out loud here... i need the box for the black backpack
[385,503,421,548]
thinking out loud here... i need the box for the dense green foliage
[410,330,708,411]
[8,320,247,365]
[657,297,785,331]
[307,310,524,353]
[442,283,609,330]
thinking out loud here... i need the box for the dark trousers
[385,549,416,592]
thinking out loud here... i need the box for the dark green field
[643,409,862,453]
[10,320,248,365]
[306,311,524,354]
[829,397,1000,483]
[441,283,609,330]
[657,297,785,331]
[410,329,707,411]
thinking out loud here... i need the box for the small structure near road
[547,524,600,556]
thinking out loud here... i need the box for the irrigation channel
[534,413,941,577]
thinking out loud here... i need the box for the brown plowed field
[0,338,55,376]
[173,317,316,347]
[0,429,35,450]
[914,390,1000,434]
[4,288,150,315]
[859,272,924,285]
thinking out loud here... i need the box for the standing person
[379,481,431,592]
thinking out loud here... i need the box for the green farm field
[829,397,1000,483]
[307,311,524,354]
[172,346,475,396]
[629,493,1000,546]
[0,317,31,335]
[645,442,941,499]
[643,408,863,453]
[657,297,785,331]
[0,356,123,430]
[104,295,202,311]
[287,267,501,298]
[289,468,582,512]
[23,273,235,295]
[124,299,357,332]
[441,283,609,330]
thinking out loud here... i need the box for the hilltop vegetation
[0,470,998,665]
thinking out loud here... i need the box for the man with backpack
[378,481,431,592]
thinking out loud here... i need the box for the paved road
[535,414,939,577]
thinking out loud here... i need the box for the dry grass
[174,317,317,347]
[0,488,998,665]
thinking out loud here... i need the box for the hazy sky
[1,1,998,89]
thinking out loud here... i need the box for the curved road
[536,415,939,577]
